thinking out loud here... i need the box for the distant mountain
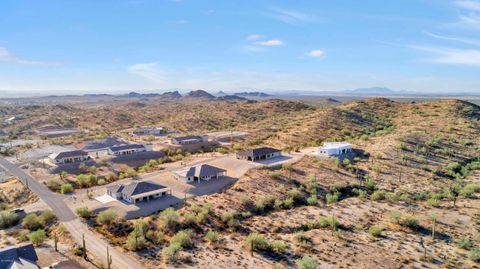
[216,95,249,102]
[234,92,273,98]
[344,87,397,95]
[215,91,228,97]
[160,91,182,99]
[184,90,215,99]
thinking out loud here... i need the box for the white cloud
[425,31,480,46]
[246,34,263,41]
[455,0,480,11]
[127,62,165,82]
[412,46,480,66]
[459,13,480,27]
[268,8,317,25]
[254,39,284,46]
[0,47,58,65]
[168,19,188,25]
[307,49,325,58]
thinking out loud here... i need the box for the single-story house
[0,243,39,269]
[317,142,352,156]
[107,181,171,204]
[108,144,148,156]
[49,150,90,164]
[171,135,208,145]
[133,127,167,136]
[174,164,226,183]
[236,147,281,161]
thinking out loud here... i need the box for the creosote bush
[96,210,117,226]
[297,256,318,269]
[246,232,269,252]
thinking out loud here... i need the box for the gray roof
[177,164,226,178]
[109,144,145,152]
[53,150,88,160]
[173,135,203,142]
[0,244,38,269]
[237,147,280,158]
[109,181,167,197]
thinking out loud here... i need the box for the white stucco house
[48,150,90,164]
[318,142,353,156]
[107,181,171,204]
[133,127,167,136]
[174,164,226,183]
[108,144,151,156]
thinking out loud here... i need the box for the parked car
[10,208,24,214]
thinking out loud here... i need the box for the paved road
[0,156,146,269]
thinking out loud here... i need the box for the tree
[96,210,117,226]
[170,230,193,248]
[76,206,92,219]
[61,184,74,194]
[22,214,43,231]
[0,211,19,228]
[29,229,46,245]
[159,207,179,232]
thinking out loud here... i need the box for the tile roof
[108,181,168,197]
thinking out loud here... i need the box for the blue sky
[1,0,480,95]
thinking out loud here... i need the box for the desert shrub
[76,207,92,219]
[159,207,179,232]
[287,188,302,202]
[283,197,294,209]
[295,233,313,249]
[370,190,386,201]
[318,216,339,229]
[427,198,440,207]
[413,192,428,201]
[106,172,118,182]
[469,248,480,263]
[162,243,182,263]
[385,192,401,202]
[146,230,165,245]
[365,177,377,191]
[87,174,97,186]
[325,191,340,204]
[96,210,117,226]
[388,211,402,224]
[246,232,269,252]
[461,183,480,198]
[368,225,383,237]
[221,211,236,223]
[61,184,73,194]
[29,229,46,245]
[0,211,19,229]
[76,174,89,188]
[297,256,318,269]
[400,216,419,230]
[170,230,193,248]
[47,179,62,192]
[205,230,219,244]
[457,237,476,250]
[39,210,56,225]
[22,214,43,231]
[306,195,318,205]
[127,230,148,251]
[0,202,6,211]
[239,195,251,207]
[352,188,367,199]
[271,240,287,254]
[97,179,106,185]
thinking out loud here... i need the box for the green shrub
[162,242,182,263]
[0,211,19,229]
[400,216,419,230]
[469,248,480,263]
[97,179,106,185]
[47,179,62,192]
[29,229,46,245]
[246,232,269,252]
[325,191,339,204]
[205,230,219,244]
[22,214,43,231]
[388,211,402,224]
[318,216,339,229]
[221,211,236,223]
[368,225,383,237]
[96,210,117,226]
[170,230,193,248]
[297,256,318,269]
[461,183,480,198]
[370,190,386,201]
[270,240,287,254]
[365,177,377,191]
[426,198,440,207]
[60,184,74,194]
[76,206,92,219]
[39,210,56,225]
[306,195,318,205]
[457,237,476,250]
[159,207,179,231]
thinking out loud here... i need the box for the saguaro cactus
[107,247,112,269]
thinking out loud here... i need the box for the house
[171,135,208,145]
[108,144,148,156]
[49,150,90,164]
[107,181,171,204]
[0,243,39,269]
[236,147,281,161]
[174,164,226,183]
[133,127,167,136]
[317,142,352,156]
